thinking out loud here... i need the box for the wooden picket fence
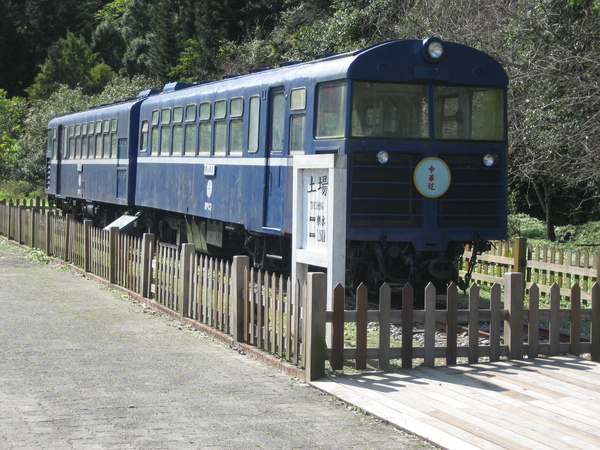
[460,238,600,301]
[1,198,599,382]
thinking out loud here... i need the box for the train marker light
[427,41,444,60]
[377,151,389,164]
[483,154,496,167]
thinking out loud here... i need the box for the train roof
[48,38,507,126]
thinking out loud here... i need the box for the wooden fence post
[179,243,195,320]
[592,283,600,363]
[513,237,527,274]
[45,211,52,255]
[30,207,36,248]
[64,213,74,262]
[232,255,249,344]
[140,233,155,298]
[304,272,327,382]
[108,226,118,284]
[7,201,12,240]
[505,272,525,359]
[83,220,93,272]
[17,204,23,244]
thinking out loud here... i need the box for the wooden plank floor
[310,356,600,450]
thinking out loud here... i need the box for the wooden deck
[311,356,600,449]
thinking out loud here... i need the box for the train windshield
[351,82,429,139]
[350,82,505,141]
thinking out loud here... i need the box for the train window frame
[199,102,212,155]
[140,120,149,153]
[248,95,260,153]
[88,133,95,158]
[184,122,197,155]
[173,124,184,155]
[173,106,184,124]
[186,104,197,122]
[433,86,505,141]
[291,88,306,111]
[160,125,171,156]
[315,81,347,139]
[82,128,89,158]
[151,110,159,126]
[151,126,159,155]
[270,89,286,154]
[214,99,227,155]
[351,81,430,139]
[111,133,118,158]
[68,125,74,159]
[103,133,111,159]
[161,108,171,125]
[75,124,82,159]
[229,97,244,155]
[290,87,307,154]
[111,118,118,132]
[199,102,211,121]
[96,133,103,159]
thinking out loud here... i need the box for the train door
[263,87,287,230]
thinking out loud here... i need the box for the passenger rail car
[46,38,508,290]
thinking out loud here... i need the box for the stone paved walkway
[0,240,433,449]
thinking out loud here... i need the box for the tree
[26,32,116,100]
[502,0,600,238]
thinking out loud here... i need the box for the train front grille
[350,151,503,230]
[350,152,423,228]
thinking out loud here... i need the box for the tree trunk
[532,178,556,242]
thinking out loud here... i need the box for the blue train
[45,38,508,290]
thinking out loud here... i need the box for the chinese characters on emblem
[428,164,435,191]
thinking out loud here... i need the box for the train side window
[290,88,306,154]
[185,104,197,155]
[316,81,346,138]
[68,125,74,159]
[151,110,159,125]
[161,108,171,125]
[81,123,88,158]
[229,97,243,154]
[214,100,227,155]
[151,126,159,154]
[173,106,183,123]
[270,90,285,153]
[111,133,118,158]
[199,102,211,154]
[160,126,171,155]
[93,120,102,158]
[173,106,183,155]
[88,133,95,158]
[140,120,149,152]
[75,124,81,159]
[248,96,260,153]
[186,104,197,122]
[103,133,111,159]
[47,129,54,158]
[111,118,118,132]
[96,133,103,158]
[63,132,68,159]
[184,123,197,155]
[173,124,183,155]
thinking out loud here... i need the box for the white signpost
[292,154,347,314]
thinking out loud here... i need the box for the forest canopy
[0,0,598,240]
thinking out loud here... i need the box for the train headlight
[426,40,444,60]
[377,151,389,164]
[483,154,496,167]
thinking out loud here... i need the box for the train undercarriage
[51,196,489,298]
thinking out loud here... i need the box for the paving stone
[0,240,433,449]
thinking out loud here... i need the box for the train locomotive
[45,38,508,292]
